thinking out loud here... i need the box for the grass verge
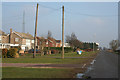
[2,51,99,64]
[2,67,84,78]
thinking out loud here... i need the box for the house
[0,30,9,43]
[9,28,34,51]
[0,30,10,49]
[64,43,70,47]
[116,47,120,53]
[37,37,46,49]
[45,37,56,47]
[37,37,62,48]
[56,40,62,47]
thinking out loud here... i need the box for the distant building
[37,37,62,48]
[56,40,62,47]
[64,43,70,47]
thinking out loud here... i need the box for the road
[85,50,118,78]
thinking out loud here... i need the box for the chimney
[10,28,12,43]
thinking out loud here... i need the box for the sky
[2,2,118,48]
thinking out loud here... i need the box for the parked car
[28,49,40,53]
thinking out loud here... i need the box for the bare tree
[66,32,83,49]
[39,37,46,56]
[47,30,52,53]
[109,40,118,51]
[47,30,52,38]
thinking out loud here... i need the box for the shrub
[7,48,18,58]
[64,47,73,53]
[2,48,8,58]
[14,53,19,58]
[51,49,59,54]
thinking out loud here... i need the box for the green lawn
[2,51,99,78]
[2,67,75,78]
[3,57,90,64]
[20,51,98,58]
[2,51,98,64]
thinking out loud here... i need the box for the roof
[48,37,56,41]
[0,30,7,36]
[56,40,61,43]
[37,37,45,40]
[14,31,34,40]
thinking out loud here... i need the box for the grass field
[20,51,97,58]
[2,67,75,78]
[2,51,99,78]
[2,51,98,64]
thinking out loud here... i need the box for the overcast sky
[2,2,118,48]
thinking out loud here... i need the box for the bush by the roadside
[6,48,19,58]
[51,49,59,54]
[7,48,17,58]
[2,48,8,58]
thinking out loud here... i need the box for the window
[32,40,34,43]
[15,38,19,42]
[26,39,30,43]
[46,41,48,44]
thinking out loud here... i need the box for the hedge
[44,47,73,53]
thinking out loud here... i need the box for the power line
[3,3,118,17]
[2,3,61,10]
[65,9,118,17]
[38,4,62,10]
[38,7,61,17]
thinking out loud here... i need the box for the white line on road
[82,64,86,68]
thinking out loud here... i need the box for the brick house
[46,37,56,47]
[56,40,62,47]
[37,37,62,48]
[0,30,9,43]
[37,37,46,49]
[9,29,34,51]
[0,30,10,49]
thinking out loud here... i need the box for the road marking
[82,64,86,68]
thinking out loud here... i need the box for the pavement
[84,50,118,78]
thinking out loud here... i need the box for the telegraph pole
[33,3,39,58]
[62,6,64,59]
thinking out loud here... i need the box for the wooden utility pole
[62,6,64,59]
[33,3,39,58]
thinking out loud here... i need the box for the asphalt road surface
[85,50,118,78]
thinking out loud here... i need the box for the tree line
[66,33,99,51]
